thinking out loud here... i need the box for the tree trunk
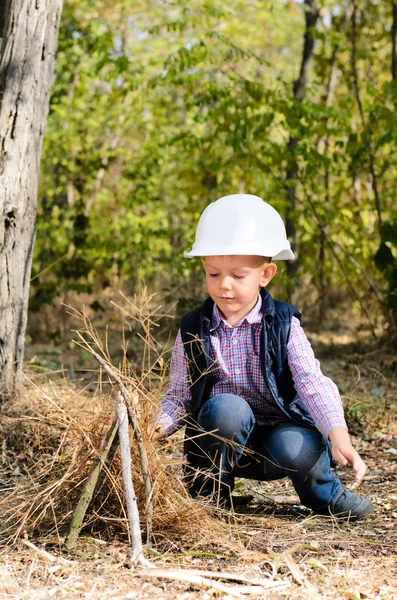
[393,2,397,82]
[351,0,382,232]
[285,0,319,297]
[0,0,62,404]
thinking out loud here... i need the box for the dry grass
[0,289,238,558]
[1,289,397,598]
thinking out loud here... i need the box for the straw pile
[0,290,241,556]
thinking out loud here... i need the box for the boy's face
[202,255,277,325]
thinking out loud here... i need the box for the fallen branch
[282,543,318,589]
[283,552,305,586]
[21,538,74,565]
[117,396,152,567]
[64,411,119,550]
[140,569,245,598]
[140,568,291,596]
[143,566,290,587]
[75,332,153,546]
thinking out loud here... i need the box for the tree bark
[0,0,63,403]
[392,2,397,82]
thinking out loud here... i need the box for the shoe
[230,494,254,510]
[330,490,374,520]
[219,494,254,511]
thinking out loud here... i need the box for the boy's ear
[260,262,277,287]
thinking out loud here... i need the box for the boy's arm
[287,317,367,482]
[148,329,192,440]
[287,317,348,438]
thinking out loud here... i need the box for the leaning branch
[64,411,119,551]
[74,331,153,546]
[117,396,152,567]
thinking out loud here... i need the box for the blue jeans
[186,394,344,511]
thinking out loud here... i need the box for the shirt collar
[211,294,262,331]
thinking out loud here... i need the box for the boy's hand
[328,428,367,483]
[147,420,167,441]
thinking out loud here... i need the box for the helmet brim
[185,247,295,260]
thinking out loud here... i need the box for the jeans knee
[268,425,327,474]
[197,394,255,441]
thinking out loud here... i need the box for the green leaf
[376,131,393,148]
[115,56,129,73]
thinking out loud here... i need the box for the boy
[148,194,374,519]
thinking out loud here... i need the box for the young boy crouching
[148,194,374,519]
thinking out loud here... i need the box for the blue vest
[180,288,316,428]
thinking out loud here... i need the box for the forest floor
[1,326,397,600]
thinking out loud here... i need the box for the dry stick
[75,333,153,547]
[141,567,289,589]
[93,430,119,499]
[117,396,152,568]
[103,364,153,547]
[140,569,245,598]
[281,543,318,589]
[64,412,119,551]
[21,538,74,565]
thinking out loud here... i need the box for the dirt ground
[1,332,397,600]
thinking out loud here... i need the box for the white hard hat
[186,194,294,260]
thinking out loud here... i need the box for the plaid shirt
[156,296,347,438]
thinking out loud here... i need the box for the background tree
[30,0,397,338]
[0,0,63,403]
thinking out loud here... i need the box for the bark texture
[393,2,397,82]
[0,0,62,403]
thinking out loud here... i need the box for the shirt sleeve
[152,329,193,436]
[287,316,347,438]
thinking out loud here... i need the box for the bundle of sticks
[64,350,153,567]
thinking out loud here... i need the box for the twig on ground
[20,538,74,565]
[141,569,243,598]
[283,552,305,586]
[140,568,291,596]
[117,395,153,568]
[143,567,283,587]
[281,543,318,588]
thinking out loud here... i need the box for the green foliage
[32,0,397,327]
